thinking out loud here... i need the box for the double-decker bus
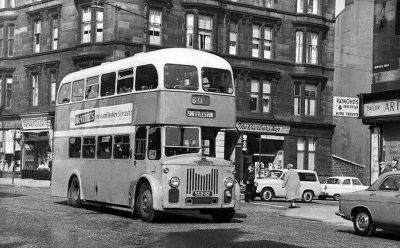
[51,48,239,222]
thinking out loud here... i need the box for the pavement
[0,178,350,227]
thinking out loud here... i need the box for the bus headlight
[169,177,180,188]
[224,177,234,189]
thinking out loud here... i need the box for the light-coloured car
[254,169,321,203]
[336,171,400,236]
[319,176,368,201]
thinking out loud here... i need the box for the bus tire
[67,177,82,208]
[211,208,235,223]
[137,183,162,223]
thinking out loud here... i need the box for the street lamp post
[91,0,149,53]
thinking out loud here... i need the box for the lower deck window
[69,137,82,158]
[114,135,130,159]
[98,135,112,159]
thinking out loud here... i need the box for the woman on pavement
[282,163,300,208]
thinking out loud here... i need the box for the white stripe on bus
[54,126,136,137]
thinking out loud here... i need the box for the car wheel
[333,194,340,201]
[67,177,82,207]
[137,183,162,223]
[301,191,314,203]
[260,188,274,201]
[212,208,235,223]
[353,210,376,236]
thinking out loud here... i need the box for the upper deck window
[86,76,99,99]
[58,82,71,104]
[72,79,84,102]
[136,64,158,91]
[117,69,134,94]
[201,67,233,94]
[100,72,116,97]
[165,127,200,157]
[164,64,198,90]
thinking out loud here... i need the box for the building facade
[0,0,335,181]
[332,0,373,184]
[359,0,400,184]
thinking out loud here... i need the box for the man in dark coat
[243,164,255,202]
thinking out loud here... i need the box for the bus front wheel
[211,208,235,223]
[67,177,82,207]
[137,183,162,223]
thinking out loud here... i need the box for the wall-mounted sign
[186,109,215,118]
[363,99,400,117]
[70,103,133,128]
[21,117,49,130]
[236,122,290,134]
[333,96,359,118]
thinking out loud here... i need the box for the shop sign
[70,103,133,128]
[22,117,49,130]
[364,99,400,117]
[236,122,290,134]
[333,96,359,118]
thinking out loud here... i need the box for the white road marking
[247,201,287,209]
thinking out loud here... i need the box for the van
[254,169,321,203]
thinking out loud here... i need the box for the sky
[335,0,345,17]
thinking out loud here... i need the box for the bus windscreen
[164,64,198,90]
[165,127,200,157]
[201,67,233,94]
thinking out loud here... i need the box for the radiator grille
[186,168,218,195]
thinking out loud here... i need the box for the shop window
[164,64,198,90]
[85,76,99,99]
[9,0,14,8]
[305,84,317,116]
[32,74,39,106]
[297,137,305,169]
[293,82,301,115]
[100,72,116,96]
[186,14,194,48]
[149,9,162,45]
[50,71,57,105]
[135,126,147,160]
[252,25,260,57]
[114,135,130,159]
[72,79,84,102]
[135,64,158,91]
[148,127,161,160]
[33,20,41,53]
[51,15,59,50]
[0,26,3,58]
[5,77,11,108]
[82,137,96,158]
[117,69,134,94]
[58,82,71,104]
[98,135,112,159]
[69,137,82,158]
[253,0,272,8]
[7,25,14,57]
[229,22,238,55]
[297,0,318,15]
[250,79,259,112]
[0,0,4,8]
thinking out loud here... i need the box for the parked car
[319,176,369,201]
[336,171,400,236]
[254,169,321,203]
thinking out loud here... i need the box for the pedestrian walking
[243,164,255,202]
[282,163,300,208]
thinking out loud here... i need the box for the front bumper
[335,211,348,220]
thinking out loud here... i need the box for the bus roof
[61,48,232,84]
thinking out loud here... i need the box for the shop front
[20,117,53,180]
[234,122,289,182]
[0,119,22,176]
[360,92,400,184]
